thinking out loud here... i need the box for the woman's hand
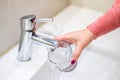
[54,28,94,64]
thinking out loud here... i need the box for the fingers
[54,32,83,64]
[71,43,83,64]
[54,35,67,41]
[54,34,74,44]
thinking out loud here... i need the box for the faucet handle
[36,18,53,22]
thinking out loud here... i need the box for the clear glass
[48,41,77,72]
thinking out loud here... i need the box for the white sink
[0,44,48,80]
[30,45,120,80]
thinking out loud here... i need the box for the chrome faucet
[17,15,58,62]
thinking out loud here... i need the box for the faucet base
[17,57,31,62]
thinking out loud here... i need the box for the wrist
[85,28,94,40]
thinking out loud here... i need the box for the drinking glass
[48,41,77,72]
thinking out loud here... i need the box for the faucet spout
[32,34,58,49]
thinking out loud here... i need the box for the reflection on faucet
[17,15,58,62]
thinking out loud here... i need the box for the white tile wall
[70,0,114,12]
[0,0,68,55]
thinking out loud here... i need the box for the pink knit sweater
[87,0,120,38]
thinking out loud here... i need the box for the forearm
[87,0,120,38]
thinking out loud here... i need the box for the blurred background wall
[70,0,114,12]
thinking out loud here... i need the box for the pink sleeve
[87,0,120,39]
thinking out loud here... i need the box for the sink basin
[30,45,120,80]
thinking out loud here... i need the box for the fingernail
[71,60,76,64]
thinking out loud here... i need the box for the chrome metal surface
[17,15,56,61]
[32,34,58,49]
